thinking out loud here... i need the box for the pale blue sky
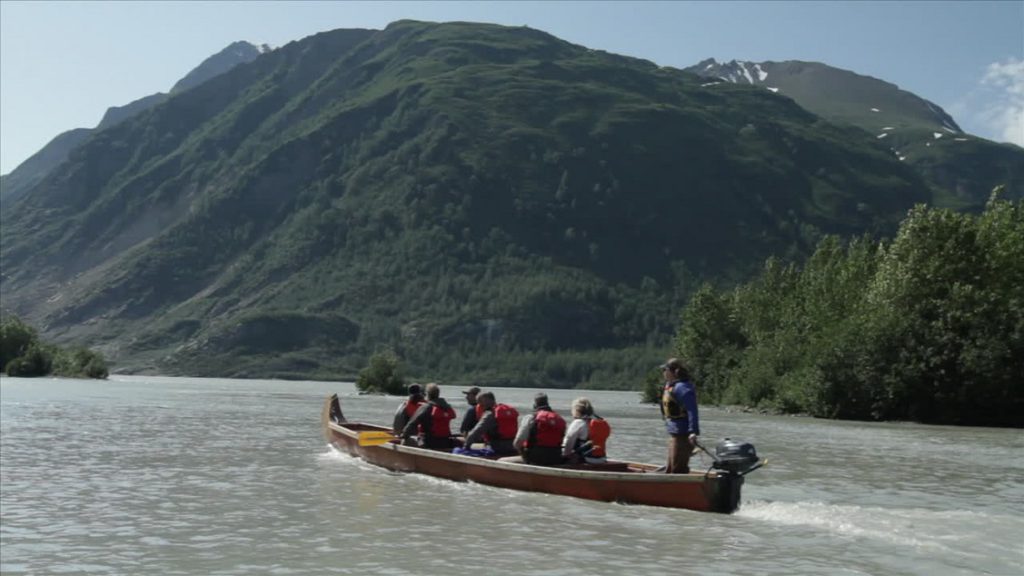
[2,0,1021,174]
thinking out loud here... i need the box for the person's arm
[679,383,700,441]
[562,419,586,458]
[464,411,495,447]
[513,414,533,451]
[392,402,408,434]
[401,403,431,439]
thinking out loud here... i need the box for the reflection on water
[1,375,1021,575]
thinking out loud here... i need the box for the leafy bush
[6,344,54,377]
[638,367,663,404]
[356,350,406,395]
[1,315,38,372]
[1,315,108,378]
[53,347,110,379]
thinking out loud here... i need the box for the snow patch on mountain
[755,63,768,82]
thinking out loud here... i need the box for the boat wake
[736,498,1021,561]
[737,500,943,548]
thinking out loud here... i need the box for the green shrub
[356,350,406,395]
[53,347,110,379]
[1,315,39,372]
[6,344,54,377]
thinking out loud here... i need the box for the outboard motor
[711,438,762,476]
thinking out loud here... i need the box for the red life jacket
[485,403,519,441]
[527,408,566,448]
[428,403,455,438]
[587,417,611,458]
[405,400,423,418]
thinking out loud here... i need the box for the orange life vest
[587,417,611,458]
[527,408,566,448]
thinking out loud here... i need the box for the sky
[1,0,1021,174]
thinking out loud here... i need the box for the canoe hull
[321,394,744,513]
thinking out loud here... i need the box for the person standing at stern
[660,358,700,473]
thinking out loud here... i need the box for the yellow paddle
[358,431,398,446]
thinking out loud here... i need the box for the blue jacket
[664,380,700,436]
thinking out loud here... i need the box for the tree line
[0,315,109,379]
[670,191,1022,426]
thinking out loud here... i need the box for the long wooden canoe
[322,394,755,513]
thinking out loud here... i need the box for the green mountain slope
[0,41,267,209]
[1,21,934,385]
[684,59,1024,210]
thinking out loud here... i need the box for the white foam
[933,132,944,139]
[766,87,779,93]
[955,138,969,141]
[882,126,894,131]
[871,108,880,112]
[943,127,957,133]
[739,500,944,550]
[877,133,889,139]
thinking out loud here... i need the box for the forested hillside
[674,192,1023,426]
[0,21,983,388]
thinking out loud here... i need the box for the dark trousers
[667,434,693,474]
[423,435,454,450]
[523,445,564,466]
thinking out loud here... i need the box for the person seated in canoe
[502,393,567,466]
[400,383,457,450]
[392,383,425,437]
[458,386,481,438]
[460,391,519,456]
[561,397,611,465]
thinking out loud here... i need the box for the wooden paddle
[358,431,398,446]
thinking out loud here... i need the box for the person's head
[660,358,691,383]
[571,397,594,419]
[407,383,423,400]
[425,383,440,401]
[477,391,496,410]
[462,386,481,405]
[533,392,551,411]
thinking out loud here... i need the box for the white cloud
[979,57,1024,146]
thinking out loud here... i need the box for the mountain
[0,21,957,385]
[0,41,269,208]
[170,41,271,94]
[684,59,1024,210]
[0,128,92,207]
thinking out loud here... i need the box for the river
[1,375,1021,575]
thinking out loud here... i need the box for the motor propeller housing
[711,438,760,474]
